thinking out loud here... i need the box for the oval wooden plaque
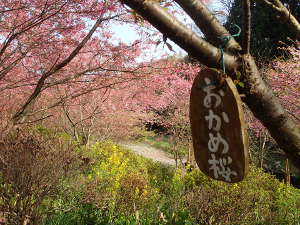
[190,68,249,183]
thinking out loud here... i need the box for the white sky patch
[109,22,185,62]
[109,23,138,44]
[0,35,5,43]
[108,1,226,62]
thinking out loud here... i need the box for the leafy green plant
[41,141,300,225]
[183,166,300,225]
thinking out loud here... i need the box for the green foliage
[133,128,156,141]
[140,135,188,159]
[33,124,79,147]
[34,124,56,136]
[79,142,158,213]
[183,167,300,225]
[44,204,103,225]
[40,140,300,225]
[43,141,195,224]
[141,135,173,154]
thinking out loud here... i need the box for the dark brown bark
[241,55,300,167]
[242,0,251,54]
[121,0,238,73]
[174,0,241,52]
[120,0,300,168]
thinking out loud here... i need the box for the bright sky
[109,1,226,61]
[109,22,185,61]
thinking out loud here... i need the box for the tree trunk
[120,0,300,169]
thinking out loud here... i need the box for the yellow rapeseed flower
[135,187,140,195]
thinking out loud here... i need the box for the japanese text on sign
[202,77,237,182]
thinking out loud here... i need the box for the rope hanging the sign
[219,24,241,74]
[199,25,241,90]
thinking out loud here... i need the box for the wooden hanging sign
[190,68,249,183]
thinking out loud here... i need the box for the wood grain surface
[190,68,249,183]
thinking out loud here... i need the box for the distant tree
[225,0,300,59]
[0,0,146,124]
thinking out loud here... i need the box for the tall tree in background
[0,0,149,125]
[225,0,300,59]
[119,0,300,169]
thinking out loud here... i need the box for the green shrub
[43,204,105,225]
[42,140,300,225]
[183,166,300,225]
[77,142,161,216]
[43,141,195,224]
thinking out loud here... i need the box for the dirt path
[120,142,176,166]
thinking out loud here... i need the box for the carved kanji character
[208,154,237,182]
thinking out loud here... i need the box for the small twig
[262,0,281,11]
[242,0,251,54]
[15,115,53,124]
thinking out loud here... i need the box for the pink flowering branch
[120,0,300,168]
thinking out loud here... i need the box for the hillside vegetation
[0,127,299,225]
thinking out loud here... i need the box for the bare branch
[12,14,114,122]
[61,102,76,128]
[260,0,300,40]
[0,6,27,14]
[261,0,281,11]
[174,0,242,52]
[16,115,53,124]
[0,55,26,80]
[121,0,239,72]
[242,0,251,54]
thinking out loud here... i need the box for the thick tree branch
[174,0,242,52]
[241,55,300,167]
[242,0,251,54]
[261,0,300,40]
[121,0,300,169]
[121,0,238,72]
